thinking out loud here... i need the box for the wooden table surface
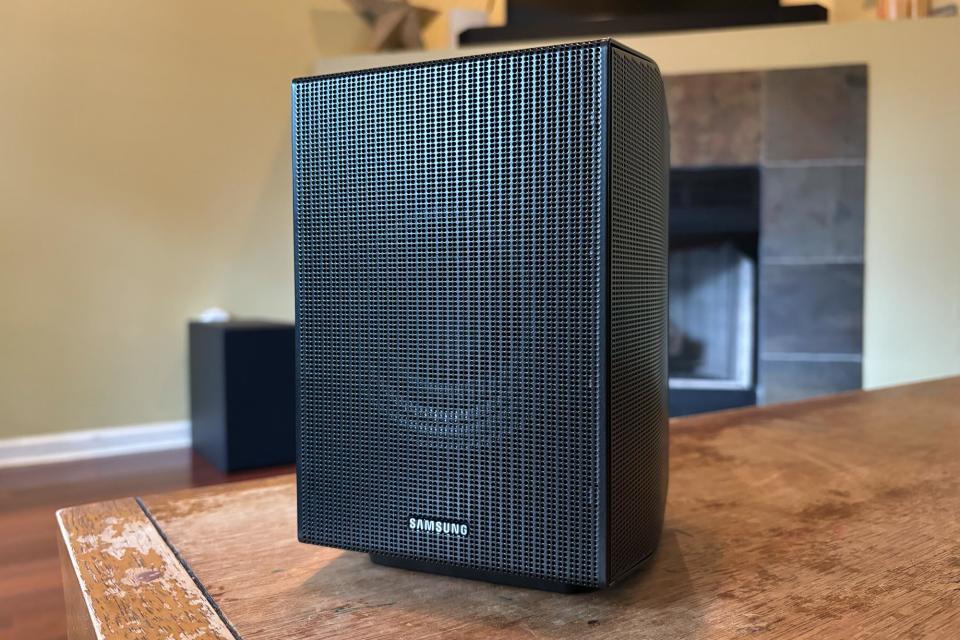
[56,378,960,639]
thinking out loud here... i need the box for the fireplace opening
[668,167,760,416]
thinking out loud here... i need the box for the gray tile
[761,165,865,260]
[764,65,867,162]
[664,71,762,167]
[760,263,863,354]
[759,359,862,404]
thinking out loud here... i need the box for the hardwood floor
[0,449,291,640]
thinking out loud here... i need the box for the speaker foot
[369,553,594,593]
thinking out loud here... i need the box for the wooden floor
[0,449,291,640]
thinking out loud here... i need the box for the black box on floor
[188,320,295,471]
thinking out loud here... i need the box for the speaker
[188,320,296,472]
[292,39,669,591]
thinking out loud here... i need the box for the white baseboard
[0,421,191,469]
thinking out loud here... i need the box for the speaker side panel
[607,45,671,583]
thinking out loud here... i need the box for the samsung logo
[409,517,469,537]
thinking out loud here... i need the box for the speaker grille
[608,47,670,581]
[294,43,606,586]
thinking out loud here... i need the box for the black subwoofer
[293,39,669,591]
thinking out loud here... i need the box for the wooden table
[56,378,960,639]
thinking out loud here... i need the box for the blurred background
[1,1,958,638]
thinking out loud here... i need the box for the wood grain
[0,448,290,640]
[58,531,97,640]
[66,378,960,638]
[56,498,234,640]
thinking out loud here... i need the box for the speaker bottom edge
[369,553,596,594]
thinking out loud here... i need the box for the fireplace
[661,64,867,412]
[668,167,760,416]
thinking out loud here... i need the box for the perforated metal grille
[294,43,606,586]
[608,47,670,582]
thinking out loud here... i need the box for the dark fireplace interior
[668,167,760,416]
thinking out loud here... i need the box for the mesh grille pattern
[608,47,670,581]
[294,43,606,586]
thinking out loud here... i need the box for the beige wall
[0,1,368,437]
[2,8,957,438]
[317,18,960,392]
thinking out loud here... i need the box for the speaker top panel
[293,38,655,86]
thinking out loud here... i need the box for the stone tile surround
[666,71,762,167]
[664,65,867,405]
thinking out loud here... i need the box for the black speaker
[188,320,296,472]
[292,39,669,591]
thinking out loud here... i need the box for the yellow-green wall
[2,6,957,439]
[0,1,367,437]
